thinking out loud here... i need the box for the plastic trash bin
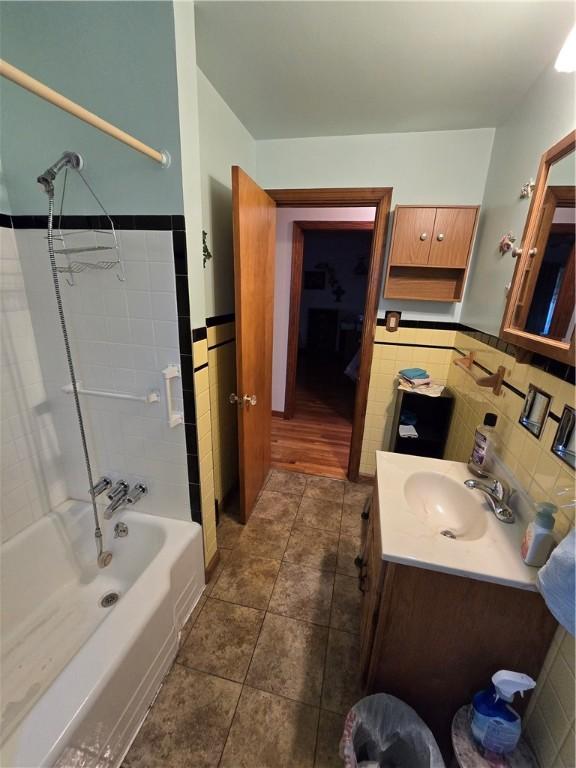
[340,693,446,768]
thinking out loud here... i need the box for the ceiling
[195,1,574,139]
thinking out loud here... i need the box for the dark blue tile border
[193,327,208,342]
[188,483,201,524]
[8,213,182,230]
[185,422,198,452]
[178,317,192,353]
[172,230,188,275]
[167,217,200,527]
[172,215,186,231]
[207,312,235,327]
[208,337,236,352]
[183,389,196,426]
[175,276,190,316]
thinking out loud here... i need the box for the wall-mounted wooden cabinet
[384,205,479,301]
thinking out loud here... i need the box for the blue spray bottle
[470,670,536,755]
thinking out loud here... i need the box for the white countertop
[375,451,539,591]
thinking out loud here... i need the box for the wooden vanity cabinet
[359,488,557,757]
[384,205,479,301]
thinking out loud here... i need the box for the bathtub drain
[100,592,120,608]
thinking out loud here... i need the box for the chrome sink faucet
[464,461,514,524]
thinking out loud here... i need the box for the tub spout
[104,480,129,519]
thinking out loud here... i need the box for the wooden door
[389,207,435,265]
[232,167,276,522]
[428,207,477,267]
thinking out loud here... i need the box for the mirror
[552,405,576,469]
[524,153,575,341]
[519,383,551,439]
[501,131,576,363]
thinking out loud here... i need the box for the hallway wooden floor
[271,384,353,479]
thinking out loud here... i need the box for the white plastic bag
[340,694,446,768]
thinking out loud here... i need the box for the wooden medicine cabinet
[383,205,479,301]
[501,130,575,364]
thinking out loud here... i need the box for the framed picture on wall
[304,270,325,290]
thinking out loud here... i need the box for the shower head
[37,151,84,195]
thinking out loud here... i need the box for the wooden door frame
[266,187,393,482]
[285,220,375,419]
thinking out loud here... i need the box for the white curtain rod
[0,59,170,167]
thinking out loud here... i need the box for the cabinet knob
[419,233,427,241]
[437,233,445,242]
[528,248,537,258]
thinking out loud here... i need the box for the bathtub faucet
[104,480,148,519]
[127,482,148,505]
[104,481,129,519]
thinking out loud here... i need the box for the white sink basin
[404,471,488,541]
[375,452,538,591]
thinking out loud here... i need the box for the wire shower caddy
[48,165,126,286]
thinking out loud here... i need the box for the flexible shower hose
[46,192,111,567]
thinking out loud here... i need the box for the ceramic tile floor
[122,470,372,768]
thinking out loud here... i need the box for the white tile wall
[15,227,191,523]
[0,227,67,542]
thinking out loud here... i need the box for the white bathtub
[1,500,204,768]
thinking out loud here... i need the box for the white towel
[397,381,445,398]
[537,529,576,637]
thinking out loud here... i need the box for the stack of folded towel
[398,368,431,388]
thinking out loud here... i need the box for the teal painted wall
[0,1,183,215]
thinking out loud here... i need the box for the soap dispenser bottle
[471,670,536,755]
[521,502,557,567]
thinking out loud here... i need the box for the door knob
[230,393,257,407]
[436,233,445,241]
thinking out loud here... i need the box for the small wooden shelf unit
[384,205,479,302]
